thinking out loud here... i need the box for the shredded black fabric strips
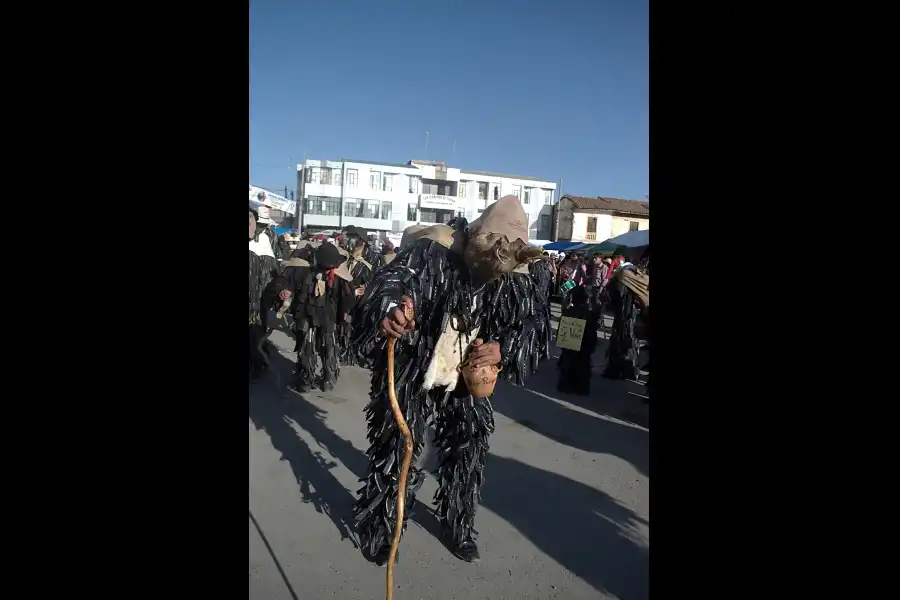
[351,240,551,558]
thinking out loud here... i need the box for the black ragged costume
[364,244,380,270]
[339,254,374,367]
[602,267,641,380]
[351,236,550,563]
[273,245,355,392]
[249,250,279,378]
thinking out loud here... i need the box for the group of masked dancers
[248,194,645,566]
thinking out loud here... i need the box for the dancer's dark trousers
[295,325,339,385]
[355,390,495,556]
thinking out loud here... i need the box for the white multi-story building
[297,158,557,242]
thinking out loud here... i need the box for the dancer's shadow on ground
[249,348,363,547]
[484,454,649,600]
[251,343,648,598]
[250,348,436,552]
[492,355,649,478]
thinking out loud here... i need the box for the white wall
[568,213,649,242]
[300,159,556,238]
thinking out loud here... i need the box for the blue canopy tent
[542,241,583,251]
[273,227,298,236]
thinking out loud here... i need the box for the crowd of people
[248,194,648,566]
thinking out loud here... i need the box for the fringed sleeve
[480,271,552,386]
[351,238,467,361]
[337,278,356,320]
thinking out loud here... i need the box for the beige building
[551,195,649,243]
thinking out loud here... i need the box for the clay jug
[459,339,502,398]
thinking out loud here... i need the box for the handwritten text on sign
[556,316,587,351]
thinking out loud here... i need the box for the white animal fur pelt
[422,317,480,392]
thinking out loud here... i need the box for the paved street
[249,303,649,600]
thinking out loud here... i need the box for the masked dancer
[602,260,649,381]
[352,196,550,565]
[339,226,374,367]
[249,207,281,379]
[274,242,355,392]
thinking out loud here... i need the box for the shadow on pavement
[482,455,649,600]
[251,341,648,598]
[491,353,649,478]
[249,349,361,548]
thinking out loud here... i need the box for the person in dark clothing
[557,286,599,395]
[602,263,645,381]
[378,239,397,270]
[339,226,374,366]
[352,197,550,566]
[274,243,355,392]
[250,209,281,380]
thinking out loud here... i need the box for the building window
[306,167,321,184]
[587,217,598,233]
[369,171,381,190]
[493,185,500,201]
[383,174,393,192]
[332,169,342,186]
[478,182,488,200]
[458,181,467,198]
[407,204,417,220]
[543,189,552,205]
[380,202,391,220]
[306,196,341,216]
[420,209,437,223]
[409,176,418,194]
[512,184,522,201]
[320,168,332,186]
[344,200,358,217]
[540,215,551,233]
[629,221,640,231]
[363,200,379,219]
[523,187,532,204]
[345,169,357,188]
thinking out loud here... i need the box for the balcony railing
[585,232,597,241]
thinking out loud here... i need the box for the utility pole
[424,131,429,159]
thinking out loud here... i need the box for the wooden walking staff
[385,302,414,600]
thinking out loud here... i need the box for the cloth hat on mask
[315,242,344,269]
[467,195,542,262]
[468,195,530,243]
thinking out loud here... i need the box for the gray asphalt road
[249,304,649,600]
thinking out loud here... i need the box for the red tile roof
[563,195,649,216]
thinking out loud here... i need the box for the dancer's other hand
[355,286,365,297]
[380,296,415,338]
[279,290,292,301]
[469,341,501,367]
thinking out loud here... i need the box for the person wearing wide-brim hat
[250,203,281,260]
[351,195,551,566]
[271,240,355,393]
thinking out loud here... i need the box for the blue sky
[250,0,648,200]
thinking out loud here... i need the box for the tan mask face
[463,233,541,288]
[249,212,256,240]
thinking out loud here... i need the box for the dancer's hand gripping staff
[381,296,415,600]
